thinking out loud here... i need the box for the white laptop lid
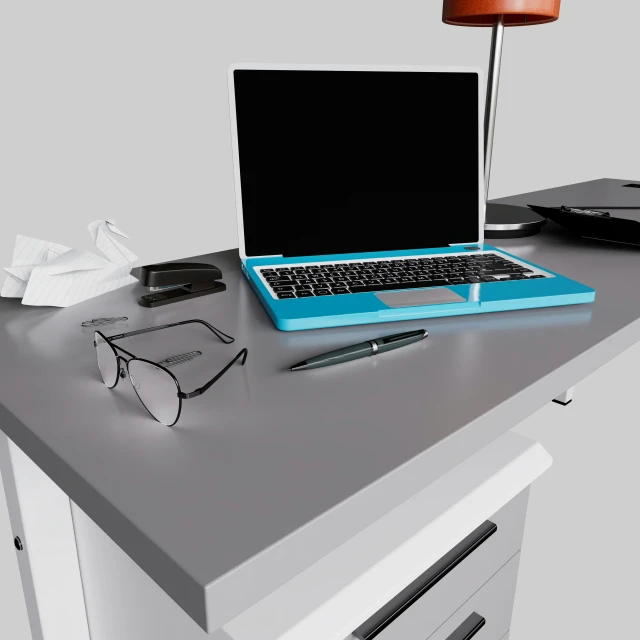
[227,64,486,262]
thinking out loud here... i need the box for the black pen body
[372,329,427,353]
[289,329,428,371]
[290,342,373,371]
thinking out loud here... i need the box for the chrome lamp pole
[484,15,505,202]
[442,2,562,238]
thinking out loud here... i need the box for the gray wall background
[1,1,638,639]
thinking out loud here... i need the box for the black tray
[528,205,640,248]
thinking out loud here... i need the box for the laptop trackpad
[376,288,466,308]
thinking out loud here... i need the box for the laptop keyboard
[256,252,551,299]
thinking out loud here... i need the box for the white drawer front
[428,552,520,640]
[355,489,528,640]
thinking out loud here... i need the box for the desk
[1,179,638,640]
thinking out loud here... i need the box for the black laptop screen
[233,69,480,257]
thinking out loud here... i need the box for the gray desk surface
[1,178,639,632]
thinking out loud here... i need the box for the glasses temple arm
[109,320,235,344]
[175,319,235,344]
[108,322,182,341]
[179,348,248,400]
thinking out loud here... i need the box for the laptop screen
[232,69,481,258]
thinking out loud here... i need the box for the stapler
[137,262,226,308]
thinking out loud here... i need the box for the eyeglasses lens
[95,332,119,388]
[127,360,181,426]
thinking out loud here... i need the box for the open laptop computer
[228,64,595,331]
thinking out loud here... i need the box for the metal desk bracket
[553,387,575,407]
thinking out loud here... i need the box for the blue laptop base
[242,245,595,332]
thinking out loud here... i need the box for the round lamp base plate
[484,204,546,239]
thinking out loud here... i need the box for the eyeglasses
[94,319,248,426]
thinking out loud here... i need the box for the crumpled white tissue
[1,220,137,307]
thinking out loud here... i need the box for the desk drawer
[427,552,520,640]
[354,489,528,640]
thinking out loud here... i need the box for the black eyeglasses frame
[94,319,248,427]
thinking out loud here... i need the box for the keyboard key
[315,289,332,296]
[422,278,449,287]
[295,284,312,291]
[331,287,349,294]
[265,276,280,283]
[332,276,348,282]
[314,277,333,284]
[276,268,292,273]
[277,292,295,299]
[273,285,294,292]
[348,284,385,293]
[261,269,276,275]
[350,279,449,294]
[528,275,546,279]
[479,268,515,275]
[271,278,293,284]
[296,290,315,297]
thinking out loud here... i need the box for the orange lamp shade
[442,0,561,26]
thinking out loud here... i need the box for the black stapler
[137,262,226,308]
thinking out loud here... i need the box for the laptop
[228,64,595,331]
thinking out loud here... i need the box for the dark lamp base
[484,203,547,239]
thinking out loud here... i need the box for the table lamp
[443,0,561,238]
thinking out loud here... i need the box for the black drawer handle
[355,520,497,640]
[445,612,486,640]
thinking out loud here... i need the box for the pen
[573,206,640,210]
[560,206,610,218]
[289,329,428,371]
